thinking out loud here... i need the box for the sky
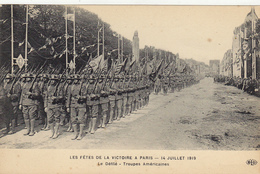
[80,6,260,65]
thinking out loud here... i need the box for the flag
[28,47,35,54]
[89,54,103,72]
[19,40,24,47]
[67,13,75,22]
[115,58,128,74]
[147,61,153,75]
[38,45,47,51]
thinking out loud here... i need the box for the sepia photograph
[0,3,259,174]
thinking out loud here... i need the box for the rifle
[93,67,103,92]
[9,66,24,94]
[53,66,69,97]
[29,61,48,93]
[78,56,93,96]
[101,67,112,90]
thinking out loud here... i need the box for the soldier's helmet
[89,74,96,83]
[74,74,81,80]
[21,73,27,79]
[89,74,96,80]
[26,73,34,78]
[42,74,49,79]
[5,73,13,79]
[114,75,119,82]
[50,74,59,80]
[67,74,74,80]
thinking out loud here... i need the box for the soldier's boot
[85,119,91,133]
[23,119,30,136]
[135,101,138,111]
[60,115,65,126]
[14,114,18,127]
[40,113,45,125]
[8,119,16,134]
[108,109,114,124]
[114,108,118,120]
[122,107,125,118]
[90,117,97,134]
[71,124,79,140]
[67,120,73,132]
[49,123,55,138]
[44,117,50,131]
[29,119,35,136]
[77,124,84,140]
[126,106,130,116]
[41,117,47,130]
[101,113,107,128]
[52,123,60,139]
[117,108,121,121]
[98,114,102,128]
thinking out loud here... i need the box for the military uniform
[64,75,74,132]
[44,74,65,139]
[66,74,87,140]
[3,74,21,134]
[37,74,48,129]
[115,76,124,120]
[19,73,40,136]
[122,76,130,116]
[108,78,117,124]
[96,76,109,128]
[85,75,99,134]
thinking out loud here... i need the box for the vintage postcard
[0,4,259,174]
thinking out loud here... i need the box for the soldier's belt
[78,98,87,104]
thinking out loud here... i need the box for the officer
[44,74,65,139]
[96,75,109,128]
[86,74,99,134]
[66,74,87,140]
[19,73,40,136]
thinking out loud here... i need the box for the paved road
[0,78,259,150]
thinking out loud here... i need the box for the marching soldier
[58,74,67,126]
[108,76,117,124]
[44,74,65,139]
[154,76,161,95]
[64,74,74,132]
[96,75,109,128]
[129,76,136,113]
[66,74,87,140]
[19,73,40,136]
[122,75,129,117]
[37,74,48,130]
[0,81,13,134]
[115,74,124,120]
[3,73,20,134]
[85,74,99,134]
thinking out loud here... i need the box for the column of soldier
[154,74,199,95]
[0,67,153,140]
[213,75,259,96]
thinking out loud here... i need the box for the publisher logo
[246,159,258,166]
